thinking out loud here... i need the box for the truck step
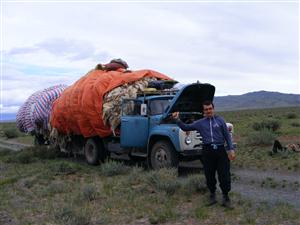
[130,152,147,158]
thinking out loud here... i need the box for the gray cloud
[8,38,111,62]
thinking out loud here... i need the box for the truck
[59,82,234,169]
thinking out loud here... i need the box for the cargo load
[16,84,68,135]
[50,69,172,138]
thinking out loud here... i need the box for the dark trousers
[202,146,231,195]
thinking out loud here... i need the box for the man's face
[203,104,214,118]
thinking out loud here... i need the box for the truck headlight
[185,136,192,145]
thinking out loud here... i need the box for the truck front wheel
[150,140,179,170]
[84,138,100,165]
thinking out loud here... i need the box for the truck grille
[195,131,202,140]
[193,131,203,149]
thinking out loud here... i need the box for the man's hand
[172,112,179,120]
[227,150,236,161]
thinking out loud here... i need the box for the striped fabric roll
[16,84,68,134]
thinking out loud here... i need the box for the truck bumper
[180,149,203,157]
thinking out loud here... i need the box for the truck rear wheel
[150,140,179,170]
[34,134,45,146]
[84,138,101,165]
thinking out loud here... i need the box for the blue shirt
[176,115,234,151]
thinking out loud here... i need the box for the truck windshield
[149,99,171,115]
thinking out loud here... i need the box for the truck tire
[34,134,45,146]
[199,155,204,165]
[150,140,179,170]
[84,138,100,165]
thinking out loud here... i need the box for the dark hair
[202,100,214,108]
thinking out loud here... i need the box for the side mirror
[141,103,147,116]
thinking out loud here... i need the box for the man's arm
[172,112,197,131]
[222,119,234,151]
[219,117,236,160]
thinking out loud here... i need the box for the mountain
[1,91,299,122]
[214,91,300,111]
[0,113,16,122]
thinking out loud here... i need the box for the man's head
[202,100,215,118]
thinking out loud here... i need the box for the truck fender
[147,133,180,157]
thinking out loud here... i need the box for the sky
[1,0,299,115]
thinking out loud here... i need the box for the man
[172,101,236,208]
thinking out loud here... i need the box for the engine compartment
[161,112,203,124]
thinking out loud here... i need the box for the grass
[219,107,300,171]
[1,106,299,172]
[0,122,34,145]
[0,122,24,138]
[219,107,300,137]
[0,149,299,224]
[0,107,299,224]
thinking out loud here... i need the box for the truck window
[149,99,171,115]
[122,100,142,116]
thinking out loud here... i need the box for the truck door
[120,99,149,148]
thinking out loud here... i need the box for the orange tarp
[50,69,171,138]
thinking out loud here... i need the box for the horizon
[1,90,299,121]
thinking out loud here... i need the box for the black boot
[221,194,233,209]
[206,193,217,206]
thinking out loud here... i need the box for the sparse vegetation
[2,127,19,139]
[100,160,131,176]
[0,107,299,224]
[286,112,298,119]
[291,122,300,127]
[145,168,180,195]
[81,184,97,201]
[252,119,281,131]
[49,161,79,175]
[182,174,207,196]
[246,129,276,146]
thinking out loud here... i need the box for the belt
[203,143,225,150]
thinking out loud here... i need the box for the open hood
[163,83,215,119]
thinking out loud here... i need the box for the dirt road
[180,161,300,208]
[0,139,32,151]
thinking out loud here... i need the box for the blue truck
[81,82,234,169]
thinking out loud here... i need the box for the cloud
[1,64,79,109]
[1,2,299,114]
[7,38,110,62]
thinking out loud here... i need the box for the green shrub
[145,168,180,195]
[3,127,19,139]
[290,122,300,127]
[182,174,207,195]
[0,149,12,157]
[100,160,130,176]
[17,151,35,164]
[286,112,298,119]
[126,166,145,185]
[54,206,91,225]
[149,205,177,224]
[4,150,35,164]
[252,119,281,131]
[49,162,78,175]
[81,185,97,201]
[246,129,276,146]
[195,207,209,220]
[32,146,62,159]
